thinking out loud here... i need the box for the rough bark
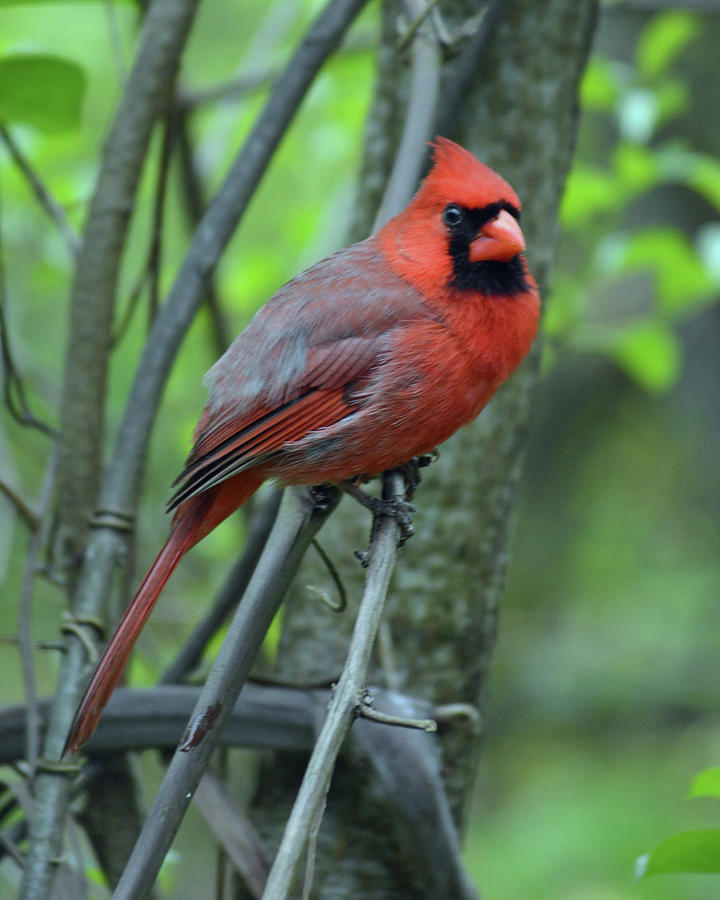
[252,0,598,895]
[56,0,200,561]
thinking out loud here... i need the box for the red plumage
[64,138,540,755]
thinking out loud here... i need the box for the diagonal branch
[262,471,406,900]
[0,124,80,257]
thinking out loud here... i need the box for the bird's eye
[442,204,464,228]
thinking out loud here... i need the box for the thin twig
[308,538,347,611]
[0,188,57,438]
[174,106,232,355]
[103,0,128,84]
[371,0,442,230]
[18,451,59,775]
[0,124,80,256]
[113,104,178,344]
[0,478,39,531]
[261,471,406,899]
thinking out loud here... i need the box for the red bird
[65,137,540,754]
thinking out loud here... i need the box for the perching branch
[262,471,406,900]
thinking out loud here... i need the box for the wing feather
[167,387,356,510]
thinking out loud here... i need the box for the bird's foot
[343,481,416,568]
[343,481,415,537]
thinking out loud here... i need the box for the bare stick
[371,0,442,229]
[0,124,80,256]
[0,479,38,531]
[261,471,405,899]
[260,9,442,893]
[17,452,59,775]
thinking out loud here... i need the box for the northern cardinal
[64,137,540,754]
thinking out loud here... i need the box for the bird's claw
[348,492,416,567]
[380,496,416,543]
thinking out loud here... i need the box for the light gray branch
[372,0,442,229]
[262,471,404,900]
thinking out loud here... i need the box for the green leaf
[689,768,720,799]
[0,55,86,132]
[580,57,620,112]
[609,318,682,393]
[654,80,689,125]
[613,143,660,193]
[618,227,715,317]
[636,11,700,80]
[688,154,720,212]
[637,828,720,877]
[559,165,624,226]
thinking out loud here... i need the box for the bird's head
[380,137,531,298]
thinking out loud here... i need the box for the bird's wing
[166,334,385,510]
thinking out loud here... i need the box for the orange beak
[468,209,526,263]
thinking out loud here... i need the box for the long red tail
[63,471,264,755]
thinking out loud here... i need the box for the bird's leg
[340,454,435,565]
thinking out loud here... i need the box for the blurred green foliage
[0,2,718,898]
[471,8,720,899]
[552,9,720,394]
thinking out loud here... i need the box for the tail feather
[63,471,264,756]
